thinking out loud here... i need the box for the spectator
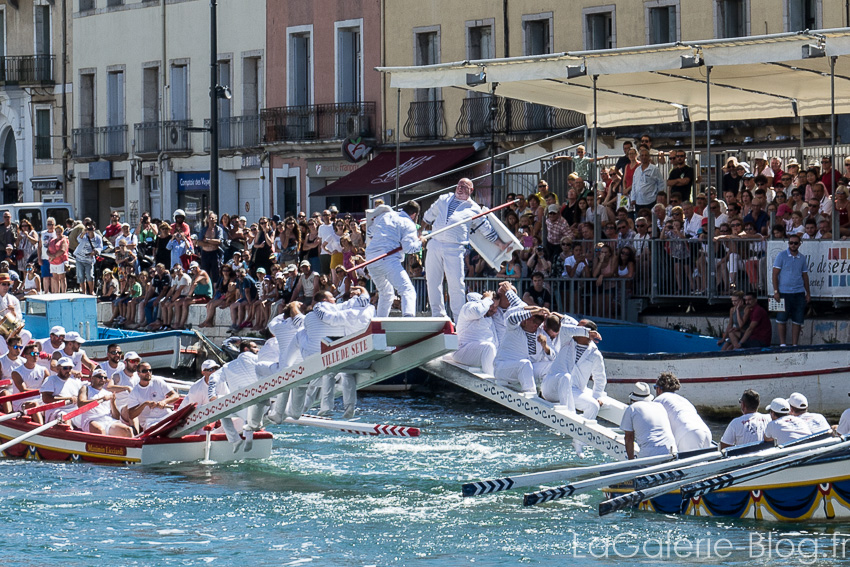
[526,195,544,237]
[718,291,748,351]
[229,266,258,330]
[166,225,192,269]
[522,271,552,308]
[21,263,41,296]
[198,212,226,287]
[115,223,138,252]
[544,204,569,259]
[103,212,123,245]
[722,157,741,195]
[99,270,119,302]
[554,146,607,181]
[317,209,335,276]
[743,197,770,235]
[250,216,275,275]
[142,263,171,328]
[526,245,552,277]
[735,292,772,349]
[199,264,238,328]
[615,219,636,252]
[533,179,558,205]
[772,235,810,347]
[276,216,301,265]
[821,155,836,194]
[154,221,172,267]
[632,146,665,211]
[170,262,212,330]
[16,219,37,273]
[37,216,55,288]
[47,223,68,293]
[666,150,695,202]
[617,246,636,282]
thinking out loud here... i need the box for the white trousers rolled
[451,341,496,375]
[541,372,567,403]
[370,257,417,317]
[570,387,601,420]
[494,359,536,394]
[425,240,466,320]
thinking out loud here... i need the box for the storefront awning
[311,147,477,197]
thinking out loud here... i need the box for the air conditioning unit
[169,125,180,146]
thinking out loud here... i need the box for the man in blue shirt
[771,235,810,346]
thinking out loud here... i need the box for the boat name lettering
[85,443,127,456]
[322,338,369,367]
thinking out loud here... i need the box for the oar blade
[523,485,575,507]
[461,478,515,497]
[599,490,646,517]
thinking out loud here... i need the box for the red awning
[311,147,477,197]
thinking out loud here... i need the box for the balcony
[72,125,128,162]
[403,100,446,140]
[456,96,584,137]
[203,114,261,153]
[0,55,54,86]
[261,101,376,144]
[134,120,193,157]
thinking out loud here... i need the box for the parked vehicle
[0,202,74,232]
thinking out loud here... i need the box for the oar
[679,438,850,502]
[346,199,518,274]
[522,448,723,507]
[285,415,421,437]
[597,436,845,516]
[461,452,677,497]
[0,400,70,424]
[0,379,10,388]
[0,400,102,454]
[0,389,40,405]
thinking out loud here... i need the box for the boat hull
[604,345,850,416]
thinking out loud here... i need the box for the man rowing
[9,342,48,421]
[127,361,179,432]
[787,392,830,434]
[78,368,132,437]
[620,382,677,459]
[51,331,96,377]
[763,397,812,445]
[0,335,24,411]
[40,356,83,423]
[653,372,713,451]
[719,388,770,449]
[99,343,125,383]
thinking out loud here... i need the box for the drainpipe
[61,0,68,201]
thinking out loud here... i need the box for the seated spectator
[251,267,278,330]
[526,245,552,277]
[20,263,41,296]
[229,266,258,330]
[617,246,636,284]
[801,218,818,240]
[171,262,212,330]
[199,265,238,328]
[718,291,748,351]
[563,243,588,278]
[122,272,146,328]
[290,260,320,306]
[733,291,772,349]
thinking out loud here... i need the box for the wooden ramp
[420,358,630,460]
[168,318,457,437]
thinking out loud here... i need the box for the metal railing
[72,126,128,160]
[134,120,193,156]
[457,96,585,138]
[72,127,97,160]
[261,101,376,143]
[203,114,261,152]
[0,55,54,84]
[404,100,446,140]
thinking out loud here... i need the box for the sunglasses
[789,241,801,245]
[109,350,122,355]
[11,345,22,350]
[138,368,151,375]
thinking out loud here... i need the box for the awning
[30,176,62,191]
[377,28,850,128]
[311,146,477,197]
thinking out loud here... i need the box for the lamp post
[209,0,219,215]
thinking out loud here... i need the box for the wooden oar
[0,379,10,388]
[522,448,723,507]
[284,414,421,437]
[0,389,39,405]
[461,453,677,497]
[346,199,518,274]
[597,436,845,516]
[0,400,102,454]
[0,400,70,424]
[679,438,850,502]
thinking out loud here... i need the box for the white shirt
[837,408,850,435]
[317,223,335,255]
[797,411,830,434]
[179,377,213,410]
[0,292,21,320]
[99,360,125,383]
[81,384,113,426]
[112,370,139,410]
[494,305,550,364]
[556,340,606,398]
[422,193,498,246]
[764,415,812,444]
[128,376,175,428]
[682,213,704,239]
[654,392,712,447]
[562,255,587,278]
[297,295,372,358]
[456,298,498,348]
[365,209,422,262]
[491,291,524,344]
[115,233,138,248]
[39,374,83,422]
[720,412,770,447]
[620,401,677,457]
[0,353,22,380]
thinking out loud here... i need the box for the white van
[0,202,75,232]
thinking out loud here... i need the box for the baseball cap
[50,325,66,336]
[123,351,141,361]
[91,368,108,378]
[788,392,808,410]
[64,331,85,344]
[57,357,74,368]
[766,397,791,414]
[547,204,559,214]
[189,261,200,269]
[299,260,311,268]
[256,267,266,274]
[201,359,220,371]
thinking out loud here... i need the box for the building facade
[0,0,72,207]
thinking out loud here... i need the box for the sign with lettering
[767,241,850,298]
[311,158,364,179]
[177,172,210,192]
[342,137,372,163]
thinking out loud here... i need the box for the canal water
[1,385,847,566]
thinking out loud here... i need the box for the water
[1,387,848,566]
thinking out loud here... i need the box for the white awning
[377,29,850,128]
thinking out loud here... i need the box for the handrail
[370,124,587,203]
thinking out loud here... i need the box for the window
[522,14,552,55]
[34,4,50,56]
[717,0,747,38]
[0,7,5,60]
[414,27,439,103]
[584,7,615,50]
[80,72,95,128]
[787,0,818,31]
[336,21,362,104]
[218,59,231,121]
[467,23,494,60]
[35,107,52,160]
[142,66,159,122]
[170,63,188,121]
[288,27,312,107]
[242,56,261,114]
[79,0,95,11]
[107,0,123,7]
[647,2,679,44]
[107,70,125,126]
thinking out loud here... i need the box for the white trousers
[451,341,496,375]
[303,373,357,416]
[370,257,417,317]
[674,427,713,452]
[494,359,536,394]
[425,240,466,320]
[540,372,567,403]
[561,387,601,420]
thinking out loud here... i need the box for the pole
[706,65,715,300]
[61,0,68,201]
[394,88,401,207]
[831,56,838,240]
[490,83,497,205]
[209,0,220,215]
[592,76,599,248]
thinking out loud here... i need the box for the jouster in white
[422,178,502,320]
[127,362,179,431]
[652,372,713,451]
[491,283,524,344]
[763,397,812,445]
[256,307,307,423]
[39,357,83,422]
[365,202,423,317]
[450,292,498,375]
[493,305,553,394]
[620,382,677,459]
[539,314,591,403]
[720,389,771,449]
[788,392,830,434]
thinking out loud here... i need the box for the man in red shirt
[171,209,191,239]
[734,292,772,349]
[103,212,122,244]
[821,156,836,195]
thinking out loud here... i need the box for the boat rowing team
[0,285,380,445]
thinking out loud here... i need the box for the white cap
[50,325,66,336]
[201,359,220,371]
[91,368,108,378]
[189,261,200,269]
[788,392,808,410]
[629,382,654,402]
[766,397,791,414]
[173,209,186,219]
[123,351,141,361]
[64,331,85,344]
[57,357,74,368]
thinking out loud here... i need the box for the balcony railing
[0,55,54,85]
[261,101,376,144]
[203,114,261,152]
[72,125,128,161]
[456,96,585,137]
[403,100,446,140]
[134,120,193,157]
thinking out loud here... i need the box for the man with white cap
[450,291,499,375]
[108,351,141,426]
[764,397,812,445]
[78,368,133,437]
[720,389,770,449]
[98,343,125,383]
[788,392,830,433]
[51,331,96,376]
[127,360,179,431]
[620,382,677,459]
[365,200,423,317]
[255,301,306,424]
[38,326,66,369]
[179,359,221,411]
[422,178,505,320]
[653,372,713,451]
[493,304,553,395]
[552,319,607,421]
[40,357,84,423]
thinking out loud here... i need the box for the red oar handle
[0,379,10,388]
[345,246,403,274]
[24,400,68,416]
[61,400,101,422]
[0,390,39,403]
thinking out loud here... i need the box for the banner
[767,240,850,299]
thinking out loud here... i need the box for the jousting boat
[0,317,456,465]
